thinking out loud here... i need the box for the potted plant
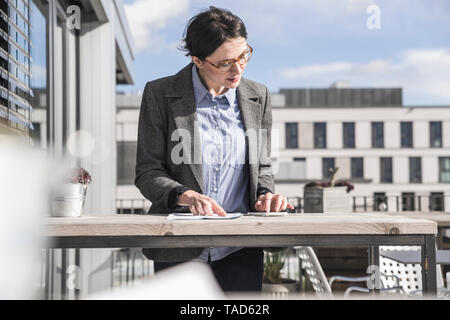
[303,167,354,213]
[262,250,299,297]
[50,167,92,217]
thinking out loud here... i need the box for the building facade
[116,91,150,213]
[30,0,137,299]
[272,87,450,212]
[115,86,450,214]
[0,0,33,136]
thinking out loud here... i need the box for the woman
[135,6,294,292]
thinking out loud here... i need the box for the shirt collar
[191,64,237,107]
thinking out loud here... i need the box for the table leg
[61,249,67,300]
[422,235,437,296]
[298,256,303,292]
[75,248,80,300]
[368,246,380,294]
[437,227,444,249]
[46,249,55,300]
[44,249,51,299]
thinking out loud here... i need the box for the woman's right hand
[176,190,227,216]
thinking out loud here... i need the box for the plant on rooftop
[304,167,354,193]
[263,251,286,284]
[68,167,92,185]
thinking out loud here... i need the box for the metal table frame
[46,233,437,296]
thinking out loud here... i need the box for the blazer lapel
[166,63,204,193]
[237,79,264,203]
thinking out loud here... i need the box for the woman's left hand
[254,193,295,212]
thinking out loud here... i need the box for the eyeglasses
[204,44,253,74]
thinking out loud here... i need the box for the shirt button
[215,167,219,171]
[216,126,220,130]
[213,187,217,192]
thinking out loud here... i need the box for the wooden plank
[385,212,450,227]
[44,213,437,237]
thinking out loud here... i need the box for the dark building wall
[279,88,403,108]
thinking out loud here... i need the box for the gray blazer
[135,63,275,262]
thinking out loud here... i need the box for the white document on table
[246,212,288,217]
[167,213,242,220]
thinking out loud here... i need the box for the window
[351,157,363,179]
[275,158,306,180]
[0,1,35,135]
[380,157,392,183]
[439,157,450,183]
[117,141,138,185]
[314,122,326,149]
[409,157,422,183]
[117,207,146,215]
[430,121,442,148]
[401,122,413,148]
[371,122,384,148]
[285,122,298,149]
[402,192,415,211]
[322,158,335,180]
[292,157,306,180]
[30,122,41,147]
[29,1,77,151]
[429,192,444,211]
[373,192,387,211]
[343,122,355,148]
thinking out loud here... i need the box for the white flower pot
[50,183,87,217]
[262,280,300,299]
[304,186,352,213]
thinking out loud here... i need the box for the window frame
[380,157,393,183]
[409,157,422,183]
[400,121,413,148]
[439,157,450,183]
[314,122,327,149]
[285,122,298,149]
[371,121,384,148]
[351,157,364,179]
[322,157,335,180]
[343,122,355,149]
[430,121,442,148]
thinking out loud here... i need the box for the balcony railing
[115,195,448,216]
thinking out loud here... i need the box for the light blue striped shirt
[191,64,249,262]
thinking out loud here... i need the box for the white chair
[379,246,450,297]
[295,246,402,298]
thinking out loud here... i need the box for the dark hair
[180,6,247,60]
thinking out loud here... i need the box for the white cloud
[281,62,352,78]
[124,0,189,53]
[280,48,450,103]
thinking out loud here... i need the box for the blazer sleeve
[134,82,186,211]
[257,86,275,194]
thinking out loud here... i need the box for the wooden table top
[384,211,450,227]
[44,212,437,237]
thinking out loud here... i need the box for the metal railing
[111,248,153,288]
[351,194,447,212]
[115,195,447,216]
[286,194,447,213]
[116,199,149,214]
[112,199,153,290]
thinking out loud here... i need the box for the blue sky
[33,0,450,106]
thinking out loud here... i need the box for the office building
[0,0,33,136]
[30,0,136,299]
[115,85,450,214]
[272,87,450,212]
